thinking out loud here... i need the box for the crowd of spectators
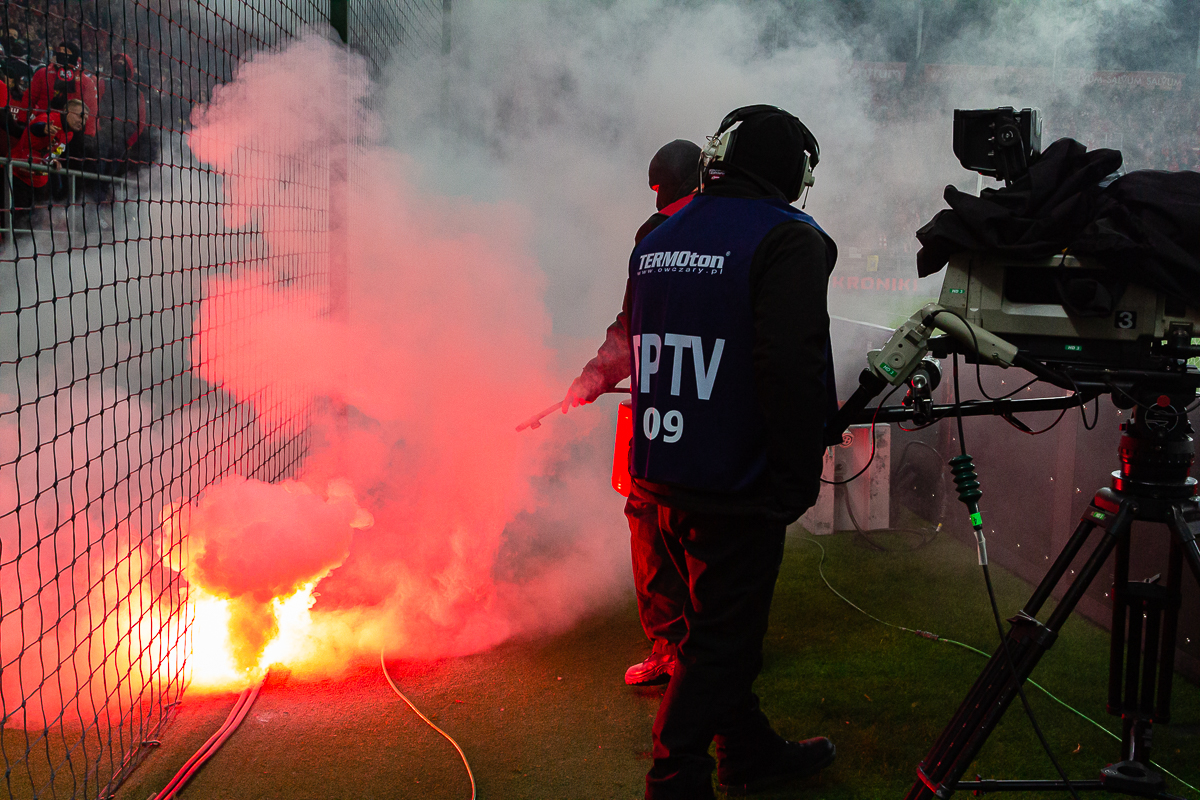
[0,5,156,235]
[1042,85,1200,172]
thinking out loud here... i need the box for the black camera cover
[917,137,1200,310]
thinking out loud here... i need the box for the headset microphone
[700,119,743,171]
[698,105,820,200]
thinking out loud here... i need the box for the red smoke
[0,386,183,726]
[182,34,625,675]
[174,477,371,669]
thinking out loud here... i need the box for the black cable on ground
[831,414,946,551]
[898,439,950,525]
[843,437,946,552]
[799,535,1198,798]
[381,648,476,800]
[150,674,267,800]
[842,488,940,552]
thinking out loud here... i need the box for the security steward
[563,138,702,687]
[629,105,837,799]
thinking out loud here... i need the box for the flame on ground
[185,581,320,691]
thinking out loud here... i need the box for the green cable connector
[950,454,988,565]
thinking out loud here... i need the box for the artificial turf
[109,521,1199,800]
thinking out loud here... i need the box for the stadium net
[0,2,443,798]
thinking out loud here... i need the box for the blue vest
[627,194,833,492]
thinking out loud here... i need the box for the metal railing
[2,156,135,238]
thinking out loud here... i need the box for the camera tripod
[903,392,1200,799]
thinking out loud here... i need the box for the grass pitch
[114,523,1200,800]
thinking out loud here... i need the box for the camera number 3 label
[1115,310,1137,330]
[643,407,683,443]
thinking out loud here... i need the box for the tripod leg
[1025,494,1121,618]
[1091,503,1194,795]
[905,496,1135,800]
[1168,504,1200,588]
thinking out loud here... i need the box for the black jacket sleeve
[572,209,671,399]
[574,280,632,397]
[749,221,832,521]
[634,212,668,245]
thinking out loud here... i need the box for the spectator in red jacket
[29,41,99,197]
[29,42,97,133]
[8,98,84,230]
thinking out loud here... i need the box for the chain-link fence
[0,2,442,798]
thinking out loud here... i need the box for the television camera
[828,108,1200,800]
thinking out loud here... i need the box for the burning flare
[165,476,372,688]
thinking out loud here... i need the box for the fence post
[331,0,348,44]
[328,0,349,321]
[5,162,12,241]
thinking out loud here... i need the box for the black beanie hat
[720,107,814,202]
[56,41,82,67]
[648,139,702,211]
[2,58,30,83]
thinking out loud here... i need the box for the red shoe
[623,651,676,686]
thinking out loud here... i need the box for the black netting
[349,0,444,77]
[0,2,442,798]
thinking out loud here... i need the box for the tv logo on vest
[631,333,725,444]
[635,250,727,276]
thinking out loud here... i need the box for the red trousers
[626,493,689,653]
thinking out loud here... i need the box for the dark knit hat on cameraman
[703,105,818,203]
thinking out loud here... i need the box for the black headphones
[700,104,820,195]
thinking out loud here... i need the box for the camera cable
[844,439,948,552]
[950,351,1083,800]
[799,534,1198,797]
[820,384,901,486]
[928,306,1079,435]
[380,647,476,800]
[149,673,267,800]
[841,488,940,552]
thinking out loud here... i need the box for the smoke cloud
[168,0,1191,678]
[178,31,625,674]
[2,0,1179,703]
[171,476,371,669]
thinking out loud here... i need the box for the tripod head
[1109,380,1200,500]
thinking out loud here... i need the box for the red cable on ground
[152,689,250,799]
[151,674,267,800]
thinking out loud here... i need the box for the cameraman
[629,105,837,800]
